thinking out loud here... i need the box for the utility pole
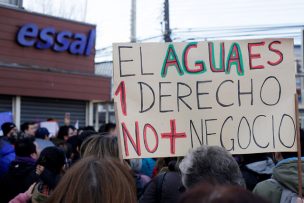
[18,0,23,8]
[84,0,88,22]
[302,29,304,73]
[130,0,136,42]
[163,0,172,42]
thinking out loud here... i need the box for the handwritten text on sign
[113,39,296,159]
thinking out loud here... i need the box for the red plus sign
[161,119,187,154]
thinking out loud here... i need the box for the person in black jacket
[31,146,66,202]
[0,138,38,203]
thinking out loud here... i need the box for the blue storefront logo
[16,23,96,56]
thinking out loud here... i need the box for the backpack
[156,172,167,203]
[270,179,304,203]
[31,181,51,203]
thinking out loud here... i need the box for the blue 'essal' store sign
[16,23,96,56]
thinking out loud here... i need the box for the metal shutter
[0,95,12,113]
[21,97,86,127]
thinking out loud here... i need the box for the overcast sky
[23,0,304,50]
[87,0,304,49]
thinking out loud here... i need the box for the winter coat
[0,139,15,177]
[139,171,184,203]
[253,157,304,203]
[0,157,37,203]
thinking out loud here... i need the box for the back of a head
[178,182,269,203]
[179,145,244,188]
[20,122,28,132]
[78,130,96,146]
[35,127,50,139]
[37,146,65,174]
[105,123,116,132]
[83,126,95,132]
[47,157,136,203]
[21,122,35,132]
[1,122,16,137]
[98,123,116,134]
[57,126,70,140]
[80,134,119,159]
[15,137,36,157]
[67,135,80,153]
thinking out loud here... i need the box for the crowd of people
[0,120,303,203]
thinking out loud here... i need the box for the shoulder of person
[254,179,283,192]
[253,178,283,202]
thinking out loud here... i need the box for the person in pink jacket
[9,183,36,203]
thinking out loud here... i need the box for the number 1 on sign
[115,81,127,116]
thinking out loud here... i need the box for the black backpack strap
[156,172,167,203]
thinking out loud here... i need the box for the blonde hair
[80,134,119,159]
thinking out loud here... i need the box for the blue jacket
[0,139,15,177]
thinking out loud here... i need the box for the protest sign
[0,112,13,136]
[40,121,59,137]
[0,112,13,126]
[113,39,296,159]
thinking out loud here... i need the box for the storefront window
[0,0,22,7]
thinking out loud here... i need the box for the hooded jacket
[0,139,15,177]
[253,158,304,203]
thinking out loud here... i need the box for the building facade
[0,5,111,128]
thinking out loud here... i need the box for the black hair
[37,146,65,175]
[69,125,76,131]
[15,137,36,157]
[35,127,49,139]
[20,122,36,132]
[78,130,96,146]
[57,126,70,140]
[98,123,116,133]
[83,126,96,132]
[66,135,85,165]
